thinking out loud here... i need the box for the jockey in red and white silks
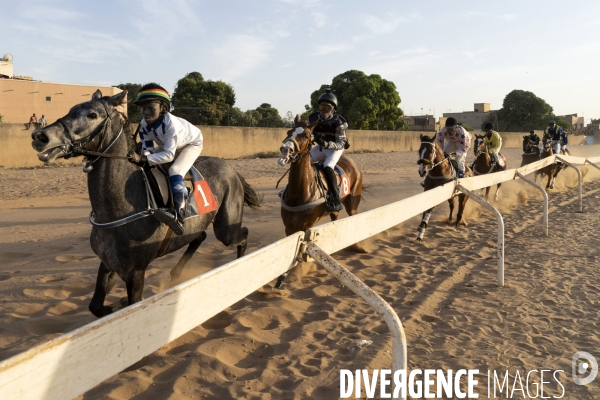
[435,117,471,178]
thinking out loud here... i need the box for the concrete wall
[1,123,587,168]
[0,80,122,124]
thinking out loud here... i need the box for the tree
[115,83,143,123]
[254,103,285,127]
[283,111,294,127]
[308,70,406,130]
[171,72,236,125]
[496,90,553,131]
[548,115,572,130]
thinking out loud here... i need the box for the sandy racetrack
[0,146,599,399]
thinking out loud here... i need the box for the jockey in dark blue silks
[544,120,568,155]
[307,86,349,212]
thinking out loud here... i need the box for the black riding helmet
[317,85,338,109]
[445,117,457,127]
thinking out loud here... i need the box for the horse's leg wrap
[416,210,431,240]
[275,272,288,289]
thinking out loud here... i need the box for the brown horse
[416,134,472,241]
[536,137,563,189]
[275,115,363,287]
[472,134,506,202]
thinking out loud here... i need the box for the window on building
[46,96,52,101]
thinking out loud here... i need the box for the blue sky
[3,0,600,122]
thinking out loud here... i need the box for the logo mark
[572,351,598,385]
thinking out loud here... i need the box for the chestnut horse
[536,137,563,189]
[275,115,363,287]
[416,134,472,242]
[472,134,506,202]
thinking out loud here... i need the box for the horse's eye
[87,112,98,119]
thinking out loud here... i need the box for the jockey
[435,117,471,178]
[528,130,541,146]
[484,122,502,170]
[127,83,204,235]
[544,120,568,155]
[308,86,349,212]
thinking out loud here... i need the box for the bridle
[418,141,455,180]
[418,141,449,169]
[474,137,488,158]
[281,128,313,163]
[56,100,127,172]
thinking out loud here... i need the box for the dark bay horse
[416,134,472,241]
[31,90,262,317]
[521,136,540,167]
[536,137,563,189]
[275,115,363,287]
[472,134,506,202]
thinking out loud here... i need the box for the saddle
[278,162,350,206]
[143,161,218,221]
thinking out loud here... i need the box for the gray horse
[31,90,262,317]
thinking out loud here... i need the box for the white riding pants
[552,140,566,154]
[443,141,466,172]
[310,146,343,169]
[168,144,203,177]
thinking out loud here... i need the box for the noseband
[417,141,448,169]
[56,100,125,172]
[282,130,312,162]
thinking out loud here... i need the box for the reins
[418,141,455,180]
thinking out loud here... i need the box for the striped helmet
[134,83,170,107]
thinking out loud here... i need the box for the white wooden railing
[1,153,598,400]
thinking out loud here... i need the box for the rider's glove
[313,132,326,147]
[127,151,147,166]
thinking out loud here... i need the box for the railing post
[456,185,505,287]
[304,242,407,400]
[557,156,582,212]
[515,172,549,236]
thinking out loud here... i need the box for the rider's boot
[323,166,343,212]
[169,176,186,235]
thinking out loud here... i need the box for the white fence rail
[0,153,598,399]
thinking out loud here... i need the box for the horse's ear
[420,134,423,140]
[107,90,128,107]
[294,114,301,124]
[92,89,103,101]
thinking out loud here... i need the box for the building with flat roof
[559,114,584,131]
[443,103,497,131]
[0,54,123,125]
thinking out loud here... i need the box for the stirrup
[153,208,184,235]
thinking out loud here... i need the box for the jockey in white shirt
[435,117,471,178]
[127,83,203,235]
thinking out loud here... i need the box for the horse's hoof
[416,237,423,242]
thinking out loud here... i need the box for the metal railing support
[515,172,549,236]
[456,185,505,287]
[557,156,582,212]
[304,242,407,400]
[584,159,600,172]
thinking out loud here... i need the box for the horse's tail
[237,172,263,210]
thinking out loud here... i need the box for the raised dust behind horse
[31,90,262,317]
[275,115,363,287]
[415,134,470,242]
[536,137,563,189]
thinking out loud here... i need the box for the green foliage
[496,90,553,131]
[116,83,143,123]
[254,103,285,127]
[230,107,260,127]
[548,115,572,131]
[171,72,236,125]
[308,70,406,130]
[458,123,474,132]
[591,118,600,124]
